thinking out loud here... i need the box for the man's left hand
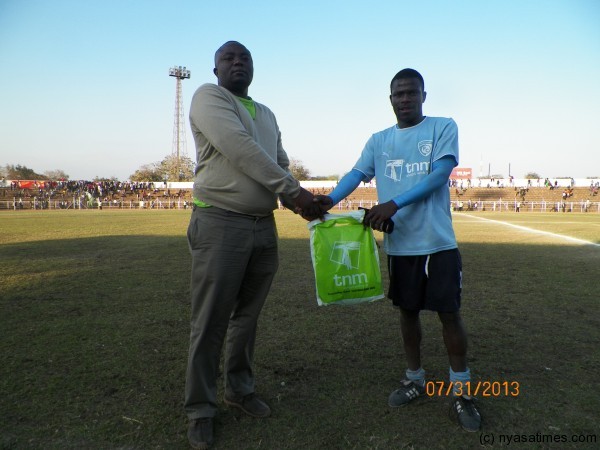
[364,200,398,231]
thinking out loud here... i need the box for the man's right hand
[313,195,334,214]
[293,187,323,220]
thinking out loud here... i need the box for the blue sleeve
[392,156,456,208]
[328,169,368,205]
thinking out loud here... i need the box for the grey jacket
[189,83,300,216]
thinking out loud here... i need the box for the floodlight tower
[169,65,191,180]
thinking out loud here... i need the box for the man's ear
[213,67,218,77]
[422,91,427,103]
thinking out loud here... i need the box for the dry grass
[1,210,599,449]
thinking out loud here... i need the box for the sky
[1,0,599,181]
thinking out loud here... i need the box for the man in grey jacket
[185,41,318,449]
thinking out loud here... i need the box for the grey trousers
[184,206,278,419]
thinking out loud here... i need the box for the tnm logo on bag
[330,241,368,287]
[308,211,385,306]
[331,241,361,269]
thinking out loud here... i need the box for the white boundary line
[455,213,600,248]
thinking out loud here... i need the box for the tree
[310,174,339,181]
[129,164,163,182]
[129,154,195,182]
[161,154,195,182]
[44,169,70,180]
[524,172,541,179]
[289,158,311,180]
[3,164,45,179]
[93,176,119,183]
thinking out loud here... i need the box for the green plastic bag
[308,210,385,306]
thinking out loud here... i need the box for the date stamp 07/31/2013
[425,380,520,397]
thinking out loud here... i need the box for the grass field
[1,210,599,449]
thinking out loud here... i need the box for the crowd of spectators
[1,179,192,210]
[515,187,529,201]
[2,177,599,211]
[562,188,575,199]
[6,179,157,198]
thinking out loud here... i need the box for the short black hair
[214,41,251,65]
[390,68,425,92]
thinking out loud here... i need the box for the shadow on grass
[1,236,599,449]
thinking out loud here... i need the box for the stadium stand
[0,181,193,210]
[1,182,598,212]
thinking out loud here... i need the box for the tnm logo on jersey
[418,140,433,157]
[385,158,430,182]
[385,159,404,181]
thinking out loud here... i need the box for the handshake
[286,188,396,234]
[288,188,333,221]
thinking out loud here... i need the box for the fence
[1,197,193,211]
[451,199,599,213]
[2,196,598,214]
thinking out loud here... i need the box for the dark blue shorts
[387,249,462,312]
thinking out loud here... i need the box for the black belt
[192,204,273,221]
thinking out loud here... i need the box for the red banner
[451,168,472,179]
[14,180,47,189]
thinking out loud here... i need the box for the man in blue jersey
[313,68,481,432]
